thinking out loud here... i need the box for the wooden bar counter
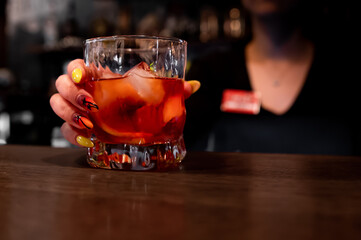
[1,144,361,240]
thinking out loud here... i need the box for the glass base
[87,135,186,171]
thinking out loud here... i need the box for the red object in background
[220,89,261,115]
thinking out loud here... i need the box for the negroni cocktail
[83,35,187,170]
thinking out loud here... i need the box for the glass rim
[84,35,187,45]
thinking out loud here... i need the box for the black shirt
[184,41,360,155]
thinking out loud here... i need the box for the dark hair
[238,1,343,44]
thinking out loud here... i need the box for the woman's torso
[185,41,360,155]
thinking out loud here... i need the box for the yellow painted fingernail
[72,68,82,83]
[76,135,94,148]
[188,80,201,94]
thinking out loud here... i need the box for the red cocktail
[83,36,187,170]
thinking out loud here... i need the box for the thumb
[184,80,201,99]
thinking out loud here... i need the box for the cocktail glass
[83,35,187,171]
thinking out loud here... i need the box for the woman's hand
[49,59,200,147]
[50,59,96,147]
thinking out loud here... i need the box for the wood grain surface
[1,145,361,240]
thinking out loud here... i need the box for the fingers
[67,59,90,84]
[50,93,94,130]
[60,122,93,148]
[55,73,98,112]
[184,80,201,99]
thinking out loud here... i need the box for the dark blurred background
[0,0,358,147]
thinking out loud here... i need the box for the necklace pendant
[273,80,280,87]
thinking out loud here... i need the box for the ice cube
[100,66,122,79]
[123,62,165,105]
[123,62,155,78]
